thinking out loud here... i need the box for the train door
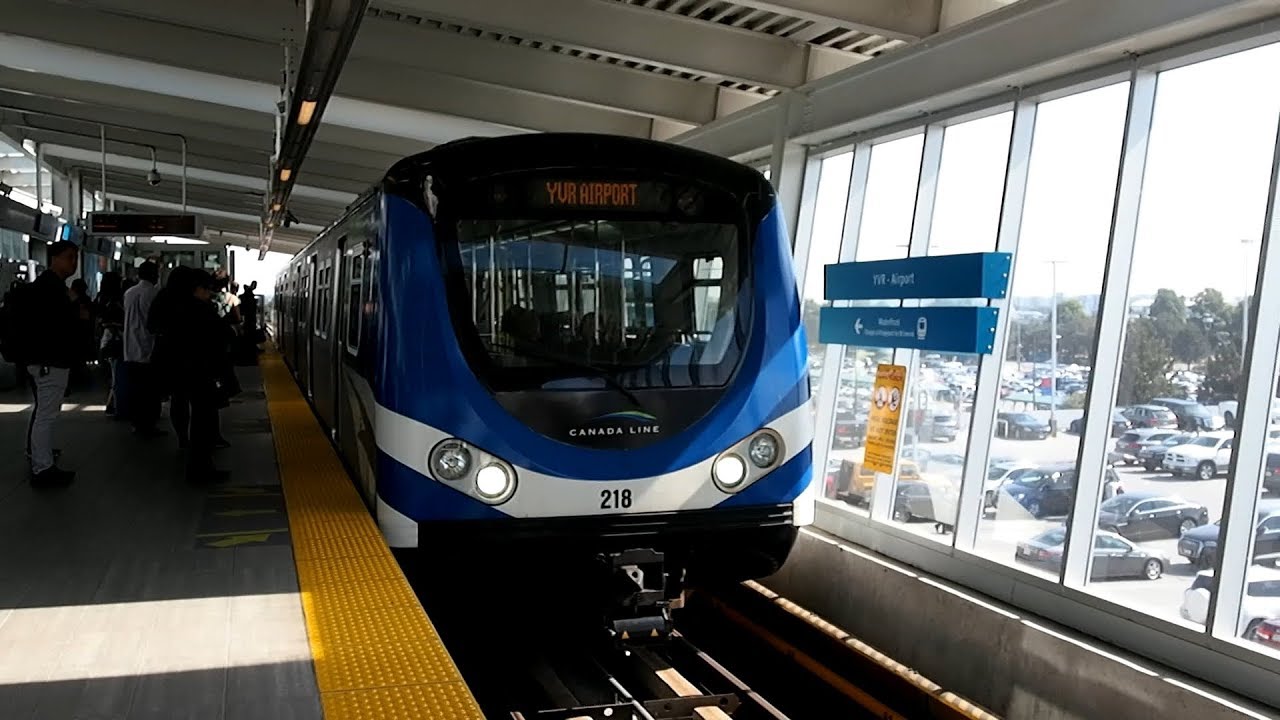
[313,244,338,430]
[336,240,374,505]
[298,255,315,397]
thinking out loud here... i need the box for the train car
[276,133,812,584]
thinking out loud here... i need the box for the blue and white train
[275,133,812,582]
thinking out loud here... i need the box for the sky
[801,41,1280,305]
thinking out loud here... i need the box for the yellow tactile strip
[260,350,485,719]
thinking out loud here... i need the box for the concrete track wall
[764,528,1276,719]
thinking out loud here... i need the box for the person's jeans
[25,365,69,474]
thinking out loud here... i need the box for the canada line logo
[569,410,662,437]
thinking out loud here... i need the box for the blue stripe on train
[374,194,809,482]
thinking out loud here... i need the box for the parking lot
[875,428,1241,627]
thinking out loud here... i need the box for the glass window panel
[802,152,853,394]
[974,83,1130,572]
[823,135,922,517]
[1086,43,1280,626]
[892,113,1013,543]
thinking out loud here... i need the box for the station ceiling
[0,0,1014,253]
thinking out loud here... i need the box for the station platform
[0,354,483,720]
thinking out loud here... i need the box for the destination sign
[542,180,640,208]
[465,174,738,220]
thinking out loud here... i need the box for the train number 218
[600,488,633,509]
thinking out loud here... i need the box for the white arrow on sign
[854,317,864,334]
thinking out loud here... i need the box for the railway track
[400,553,995,720]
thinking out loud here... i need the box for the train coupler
[603,548,676,646]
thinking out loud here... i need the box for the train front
[375,135,812,583]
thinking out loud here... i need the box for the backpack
[0,282,34,364]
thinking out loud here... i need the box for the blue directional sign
[825,252,1011,301]
[819,306,1000,354]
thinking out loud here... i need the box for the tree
[1116,317,1174,406]
[1055,299,1097,365]
[1148,288,1187,337]
[1201,342,1243,401]
[1171,324,1210,366]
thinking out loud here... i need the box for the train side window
[315,261,332,339]
[346,249,364,354]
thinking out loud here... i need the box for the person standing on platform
[170,270,231,482]
[95,272,125,416]
[23,241,80,487]
[122,261,163,436]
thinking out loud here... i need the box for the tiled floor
[0,363,322,720]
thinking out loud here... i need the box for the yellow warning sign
[863,363,907,475]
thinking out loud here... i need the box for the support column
[1062,67,1157,588]
[953,99,1037,549]
[1208,118,1280,638]
[769,91,810,249]
[812,144,873,513]
[869,124,944,523]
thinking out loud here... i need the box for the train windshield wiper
[488,342,643,408]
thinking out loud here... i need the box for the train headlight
[430,440,471,481]
[748,432,780,468]
[713,454,747,491]
[475,463,515,503]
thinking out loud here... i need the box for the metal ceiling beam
[17,128,372,199]
[7,0,722,125]
[0,91,404,174]
[722,0,939,39]
[103,193,327,233]
[0,79,428,163]
[0,2,656,135]
[377,0,809,87]
[267,0,372,244]
[68,166,333,217]
[40,144,358,205]
[674,0,1280,157]
[0,33,525,145]
[352,15,719,124]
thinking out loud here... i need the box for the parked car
[1250,618,1280,650]
[1181,566,1280,637]
[832,410,867,448]
[984,461,1041,509]
[1178,498,1280,569]
[997,412,1051,440]
[891,475,959,527]
[1163,432,1234,480]
[1112,429,1181,465]
[1067,410,1133,438]
[1122,404,1180,430]
[999,463,1124,519]
[1137,433,1197,472]
[1150,397,1225,431]
[1096,490,1209,541]
[1264,450,1280,495]
[1015,527,1167,580]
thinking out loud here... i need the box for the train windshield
[448,217,746,391]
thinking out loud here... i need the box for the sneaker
[31,467,74,488]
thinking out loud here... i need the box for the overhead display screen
[87,212,202,237]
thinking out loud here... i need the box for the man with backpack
[11,241,81,487]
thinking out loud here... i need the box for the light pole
[1242,238,1252,370]
[1048,260,1066,436]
